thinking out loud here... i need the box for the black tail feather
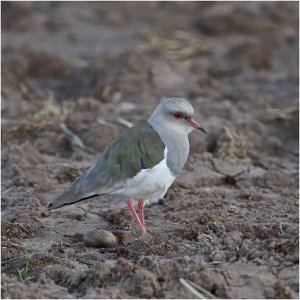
[47,194,99,210]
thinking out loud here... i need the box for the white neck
[148,109,190,175]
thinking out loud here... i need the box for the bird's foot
[127,199,146,234]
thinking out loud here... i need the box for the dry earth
[1,2,299,299]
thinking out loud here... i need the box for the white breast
[108,148,176,204]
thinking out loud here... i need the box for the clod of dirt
[191,269,229,298]
[45,265,88,292]
[222,231,243,248]
[83,286,129,299]
[209,249,227,262]
[194,3,275,36]
[1,273,71,299]
[263,169,296,192]
[274,280,297,299]
[1,2,35,31]
[2,214,41,239]
[248,45,273,70]
[91,261,113,283]
[101,208,131,227]
[122,269,161,298]
[83,230,118,248]
[1,236,26,262]
[113,258,135,277]
[24,49,73,79]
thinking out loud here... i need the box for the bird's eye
[174,112,184,119]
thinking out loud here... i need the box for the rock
[83,230,118,248]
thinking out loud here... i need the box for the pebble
[83,230,118,248]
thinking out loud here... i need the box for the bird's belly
[109,157,176,202]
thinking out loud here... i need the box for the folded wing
[47,122,165,210]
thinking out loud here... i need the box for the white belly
[109,149,175,204]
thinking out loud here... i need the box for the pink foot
[127,200,146,234]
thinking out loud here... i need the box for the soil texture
[1,2,299,299]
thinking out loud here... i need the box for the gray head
[148,97,207,135]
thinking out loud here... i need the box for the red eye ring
[174,112,184,119]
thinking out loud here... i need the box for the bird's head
[153,97,207,135]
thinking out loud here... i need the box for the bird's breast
[165,137,190,176]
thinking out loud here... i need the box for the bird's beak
[190,118,207,134]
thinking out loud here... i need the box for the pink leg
[127,200,146,234]
[138,199,145,227]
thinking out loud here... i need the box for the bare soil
[1,2,299,299]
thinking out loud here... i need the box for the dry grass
[255,105,299,121]
[217,126,249,160]
[138,30,209,60]
[60,122,96,154]
[2,96,74,144]
[180,278,216,299]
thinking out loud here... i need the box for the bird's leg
[138,199,145,227]
[127,200,146,234]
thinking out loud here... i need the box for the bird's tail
[47,180,98,210]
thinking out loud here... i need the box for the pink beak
[190,118,207,134]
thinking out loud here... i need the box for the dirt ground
[1,2,299,299]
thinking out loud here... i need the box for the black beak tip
[199,127,207,134]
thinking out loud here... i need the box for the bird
[47,97,207,234]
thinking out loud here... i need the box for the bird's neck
[147,118,190,176]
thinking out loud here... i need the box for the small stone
[83,230,118,248]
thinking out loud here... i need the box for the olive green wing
[82,121,165,192]
[48,122,165,210]
[101,121,165,178]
